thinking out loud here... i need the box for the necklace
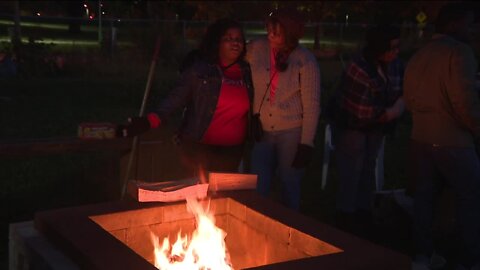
[220,61,237,71]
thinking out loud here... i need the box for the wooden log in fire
[128,173,257,202]
[208,172,257,192]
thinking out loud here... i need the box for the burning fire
[150,197,233,270]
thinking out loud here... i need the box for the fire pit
[34,191,409,269]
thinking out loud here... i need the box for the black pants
[178,137,244,178]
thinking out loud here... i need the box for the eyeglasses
[221,37,244,43]
[267,28,284,37]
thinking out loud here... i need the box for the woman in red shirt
[119,18,253,179]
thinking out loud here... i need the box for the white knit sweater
[246,38,321,146]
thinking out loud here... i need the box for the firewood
[208,172,257,192]
[127,173,257,202]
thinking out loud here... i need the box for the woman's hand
[379,97,405,123]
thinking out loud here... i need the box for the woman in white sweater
[246,8,321,210]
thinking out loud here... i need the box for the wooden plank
[0,137,156,157]
[0,137,130,157]
[208,172,257,192]
[127,172,257,202]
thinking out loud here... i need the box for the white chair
[321,124,335,190]
[321,124,385,191]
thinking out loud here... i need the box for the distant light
[89,15,94,19]
[36,12,41,16]
[102,12,105,15]
[83,4,87,8]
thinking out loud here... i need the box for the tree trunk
[67,1,83,34]
[12,0,21,47]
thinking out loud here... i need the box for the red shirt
[202,63,249,146]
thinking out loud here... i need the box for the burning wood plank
[208,172,257,192]
[128,173,257,202]
[128,179,208,203]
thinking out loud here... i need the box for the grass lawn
[0,60,180,267]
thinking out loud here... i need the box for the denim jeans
[333,127,384,213]
[250,127,304,210]
[409,140,480,267]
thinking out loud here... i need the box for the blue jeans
[250,127,304,210]
[409,140,480,267]
[334,127,384,213]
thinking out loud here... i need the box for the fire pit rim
[34,190,410,270]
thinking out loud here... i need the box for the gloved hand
[292,144,314,169]
[117,116,151,138]
[378,108,396,123]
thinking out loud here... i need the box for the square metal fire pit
[34,191,410,269]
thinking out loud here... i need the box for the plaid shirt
[334,55,404,130]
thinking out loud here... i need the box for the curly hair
[198,18,246,64]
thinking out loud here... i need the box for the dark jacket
[154,59,254,143]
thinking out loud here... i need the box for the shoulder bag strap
[257,70,277,114]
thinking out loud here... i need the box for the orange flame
[151,197,233,270]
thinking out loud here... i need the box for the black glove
[117,116,150,138]
[292,144,314,169]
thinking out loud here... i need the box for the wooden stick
[121,36,162,199]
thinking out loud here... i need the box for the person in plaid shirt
[328,24,405,231]
[337,52,404,131]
